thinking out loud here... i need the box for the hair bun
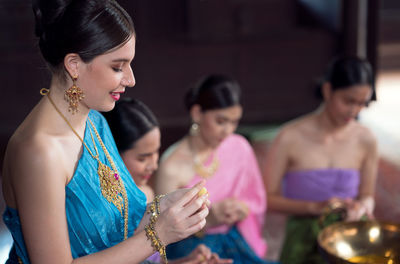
[184,83,199,111]
[32,0,72,38]
[184,74,241,111]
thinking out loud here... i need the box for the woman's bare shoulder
[3,126,67,206]
[13,128,65,174]
[353,121,377,148]
[274,114,315,144]
[158,139,193,181]
[160,140,190,167]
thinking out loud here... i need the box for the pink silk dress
[185,134,267,257]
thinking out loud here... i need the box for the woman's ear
[190,104,202,124]
[64,53,82,79]
[321,82,332,101]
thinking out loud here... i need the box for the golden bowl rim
[317,220,400,263]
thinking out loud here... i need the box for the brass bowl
[318,220,400,264]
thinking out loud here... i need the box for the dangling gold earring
[64,75,85,114]
[190,122,199,136]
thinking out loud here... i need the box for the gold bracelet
[145,222,167,263]
[147,194,165,223]
[155,194,165,215]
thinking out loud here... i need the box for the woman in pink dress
[155,75,273,264]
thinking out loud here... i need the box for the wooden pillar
[341,0,368,58]
[367,0,380,74]
[341,0,380,100]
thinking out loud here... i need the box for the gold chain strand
[87,119,129,240]
[40,88,129,240]
[40,88,99,161]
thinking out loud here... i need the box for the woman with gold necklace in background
[155,75,272,264]
[1,0,209,263]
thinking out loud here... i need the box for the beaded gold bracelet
[145,194,167,262]
[145,222,168,263]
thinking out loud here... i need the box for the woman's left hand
[223,198,249,223]
[171,244,233,264]
[207,253,234,264]
[209,197,249,226]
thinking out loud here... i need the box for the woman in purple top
[263,57,379,264]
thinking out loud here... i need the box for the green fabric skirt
[279,213,343,264]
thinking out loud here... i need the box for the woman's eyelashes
[111,63,124,72]
[112,67,123,72]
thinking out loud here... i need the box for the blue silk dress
[3,110,147,263]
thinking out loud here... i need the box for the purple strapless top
[283,169,360,201]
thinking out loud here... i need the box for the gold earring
[190,122,199,136]
[64,75,85,114]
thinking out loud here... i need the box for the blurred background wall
[2,0,397,160]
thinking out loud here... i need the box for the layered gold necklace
[41,88,129,240]
[188,136,219,179]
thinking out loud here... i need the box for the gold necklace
[40,88,129,240]
[188,136,219,179]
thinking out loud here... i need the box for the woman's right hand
[344,197,375,221]
[309,197,346,216]
[154,181,210,245]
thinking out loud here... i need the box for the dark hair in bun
[184,74,241,112]
[315,56,375,100]
[32,0,135,78]
[102,98,159,153]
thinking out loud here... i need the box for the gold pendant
[98,162,124,215]
[193,155,219,179]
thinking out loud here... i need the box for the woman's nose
[350,104,363,117]
[123,67,135,87]
[147,155,158,171]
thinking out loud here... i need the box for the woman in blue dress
[1,1,209,263]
